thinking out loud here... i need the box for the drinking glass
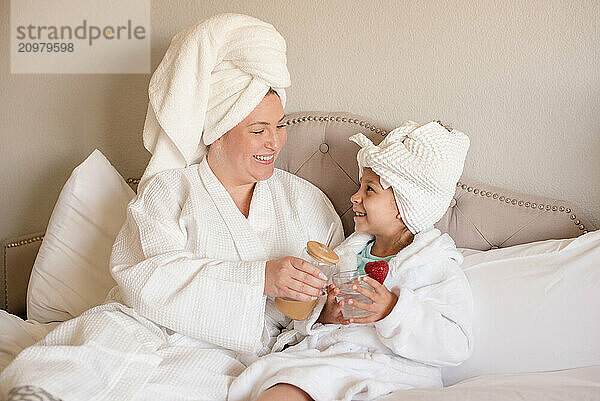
[332,270,372,319]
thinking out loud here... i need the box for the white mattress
[1,310,599,400]
[0,310,58,373]
[379,365,600,401]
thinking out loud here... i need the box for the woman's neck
[228,185,255,218]
[207,154,256,218]
[371,229,414,258]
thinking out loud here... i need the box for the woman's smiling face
[350,168,402,236]
[208,92,286,186]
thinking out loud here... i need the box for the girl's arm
[373,261,474,367]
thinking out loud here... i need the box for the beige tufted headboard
[276,111,594,249]
[1,111,595,319]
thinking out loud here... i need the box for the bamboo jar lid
[306,241,339,265]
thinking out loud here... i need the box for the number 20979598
[18,42,74,52]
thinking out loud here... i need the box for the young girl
[228,121,473,401]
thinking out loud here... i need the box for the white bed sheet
[0,310,58,373]
[379,365,600,401]
[1,308,599,399]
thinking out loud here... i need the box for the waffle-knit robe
[229,229,474,401]
[0,157,344,401]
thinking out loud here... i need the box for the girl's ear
[396,213,402,220]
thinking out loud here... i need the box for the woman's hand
[317,284,347,325]
[342,276,398,324]
[264,256,327,301]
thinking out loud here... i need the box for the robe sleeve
[256,299,291,356]
[110,174,267,353]
[374,260,474,367]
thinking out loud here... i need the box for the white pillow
[442,230,600,385]
[27,150,135,323]
[0,310,58,373]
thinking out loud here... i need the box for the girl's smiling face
[350,168,404,236]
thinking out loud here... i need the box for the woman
[0,14,343,401]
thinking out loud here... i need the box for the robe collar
[335,228,463,281]
[197,157,269,261]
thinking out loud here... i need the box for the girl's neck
[371,229,414,258]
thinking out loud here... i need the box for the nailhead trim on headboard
[455,181,587,234]
[4,234,44,311]
[5,235,44,249]
[285,115,389,137]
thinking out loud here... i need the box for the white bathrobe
[0,158,344,401]
[228,228,474,401]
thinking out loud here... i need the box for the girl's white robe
[228,228,474,401]
[0,158,344,401]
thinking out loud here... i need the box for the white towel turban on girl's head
[140,13,291,185]
[349,121,470,234]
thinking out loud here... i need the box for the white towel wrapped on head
[350,121,470,234]
[141,13,291,185]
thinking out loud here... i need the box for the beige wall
[1,0,599,242]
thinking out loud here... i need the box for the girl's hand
[342,276,398,324]
[317,284,348,325]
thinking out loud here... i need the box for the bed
[1,111,599,400]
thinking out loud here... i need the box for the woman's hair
[436,120,453,132]
[266,87,279,97]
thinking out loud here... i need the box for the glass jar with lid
[301,240,339,281]
[274,240,339,320]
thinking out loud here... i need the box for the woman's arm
[111,174,328,353]
[111,206,267,353]
[109,175,288,353]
